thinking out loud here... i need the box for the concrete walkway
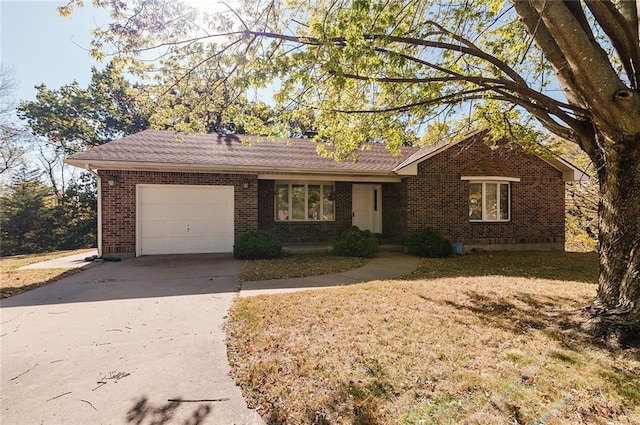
[18,250,98,270]
[240,251,420,297]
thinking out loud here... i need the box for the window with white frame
[275,182,335,221]
[468,181,511,222]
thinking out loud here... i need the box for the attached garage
[136,184,234,256]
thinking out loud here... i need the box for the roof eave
[64,158,402,180]
[539,157,590,182]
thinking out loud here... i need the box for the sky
[0,0,231,104]
[1,0,111,103]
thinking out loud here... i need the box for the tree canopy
[18,63,152,154]
[60,0,639,342]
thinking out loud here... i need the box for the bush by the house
[332,226,378,258]
[406,227,454,258]
[233,230,282,259]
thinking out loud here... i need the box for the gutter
[64,159,410,179]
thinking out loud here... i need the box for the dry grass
[226,251,640,424]
[0,249,94,299]
[240,254,369,281]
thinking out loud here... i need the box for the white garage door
[137,185,234,255]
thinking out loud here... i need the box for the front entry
[352,184,382,233]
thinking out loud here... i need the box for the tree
[18,63,152,155]
[52,172,97,250]
[563,142,598,252]
[0,65,26,178]
[60,0,639,343]
[0,168,56,256]
[0,168,96,256]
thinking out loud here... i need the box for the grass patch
[239,254,369,281]
[226,251,640,424]
[0,249,94,299]
[405,251,598,283]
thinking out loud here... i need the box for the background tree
[51,172,97,250]
[60,0,640,342]
[18,63,152,155]
[563,142,598,253]
[0,168,56,256]
[0,64,26,178]
[0,168,97,256]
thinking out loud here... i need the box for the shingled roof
[65,129,586,180]
[65,130,422,174]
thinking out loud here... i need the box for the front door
[352,184,382,233]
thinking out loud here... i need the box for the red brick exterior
[98,170,258,256]
[382,181,407,241]
[98,138,565,255]
[399,140,566,250]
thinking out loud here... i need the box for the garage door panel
[184,236,232,252]
[142,187,183,204]
[192,189,233,204]
[189,221,234,237]
[186,206,234,221]
[143,221,191,238]
[141,205,194,221]
[138,185,235,255]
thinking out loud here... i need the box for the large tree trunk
[586,132,640,344]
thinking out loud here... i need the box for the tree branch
[328,70,506,87]
[585,0,640,88]
[246,29,529,87]
[528,0,626,120]
[366,46,589,125]
[492,89,578,142]
[330,88,490,114]
[512,0,585,109]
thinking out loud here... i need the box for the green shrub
[233,230,282,259]
[332,226,378,258]
[406,227,453,258]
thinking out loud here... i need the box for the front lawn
[0,249,94,299]
[226,251,640,424]
[240,254,369,281]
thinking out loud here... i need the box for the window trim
[274,181,336,222]
[466,180,512,222]
[461,176,520,182]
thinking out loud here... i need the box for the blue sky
[1,0,110,103]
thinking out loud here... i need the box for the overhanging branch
[330,89,491,114]
[585,0,640,88]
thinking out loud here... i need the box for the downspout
[87,168,102,258]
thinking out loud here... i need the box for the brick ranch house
[65,129,585,258]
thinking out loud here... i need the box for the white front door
[352,184,382,233]
[137,184,235,256]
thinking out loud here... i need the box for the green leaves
[68,0,638,157]
[18,64,151,153]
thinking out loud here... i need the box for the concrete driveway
[1,255,264,425]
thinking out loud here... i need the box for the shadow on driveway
[1,254,243,308]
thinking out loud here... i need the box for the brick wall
[402,138,566,250]
[382,182,406,242]
[98,170,258,256]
